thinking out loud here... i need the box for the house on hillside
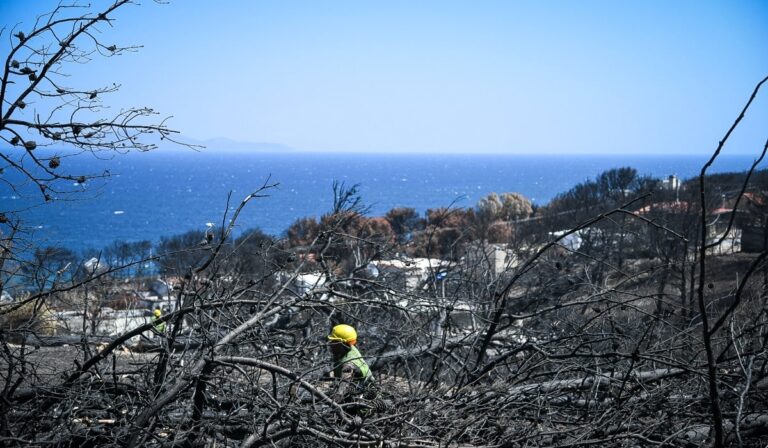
[635,189,768,255]
[372,257,451,291]
[83,257,109,275]
[547,231,583,252]
[275,271,327,296]
[53,308,151,341]
[704,191,768,254]
[705,206,743,255]
[462,242,519,276]
[661,175,681,196]
[737,192,768,252]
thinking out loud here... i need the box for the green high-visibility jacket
[153,318,166,334]
[334,346,372,382]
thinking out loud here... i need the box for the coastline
[5,151,764,252]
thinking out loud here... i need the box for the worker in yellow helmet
[327,324,376,410]
[152,308,166,335]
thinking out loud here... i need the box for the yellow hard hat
[328,324,357,345]
[153,309,162,317]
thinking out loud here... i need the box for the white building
[372,257,452,291]
[463,243,519,276]
[661,175,680,191]
[276,271,327,296]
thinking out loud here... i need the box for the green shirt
[152,317,166,334]
[333,345,372,382]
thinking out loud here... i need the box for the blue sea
[2,150,764,253]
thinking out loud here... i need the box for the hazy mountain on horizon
[184,137,295,152]
[149,135,295,152]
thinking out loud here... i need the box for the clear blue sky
[2,0,767,154]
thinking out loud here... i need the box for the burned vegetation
[4,158,768,447]
[2,1,768,447]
